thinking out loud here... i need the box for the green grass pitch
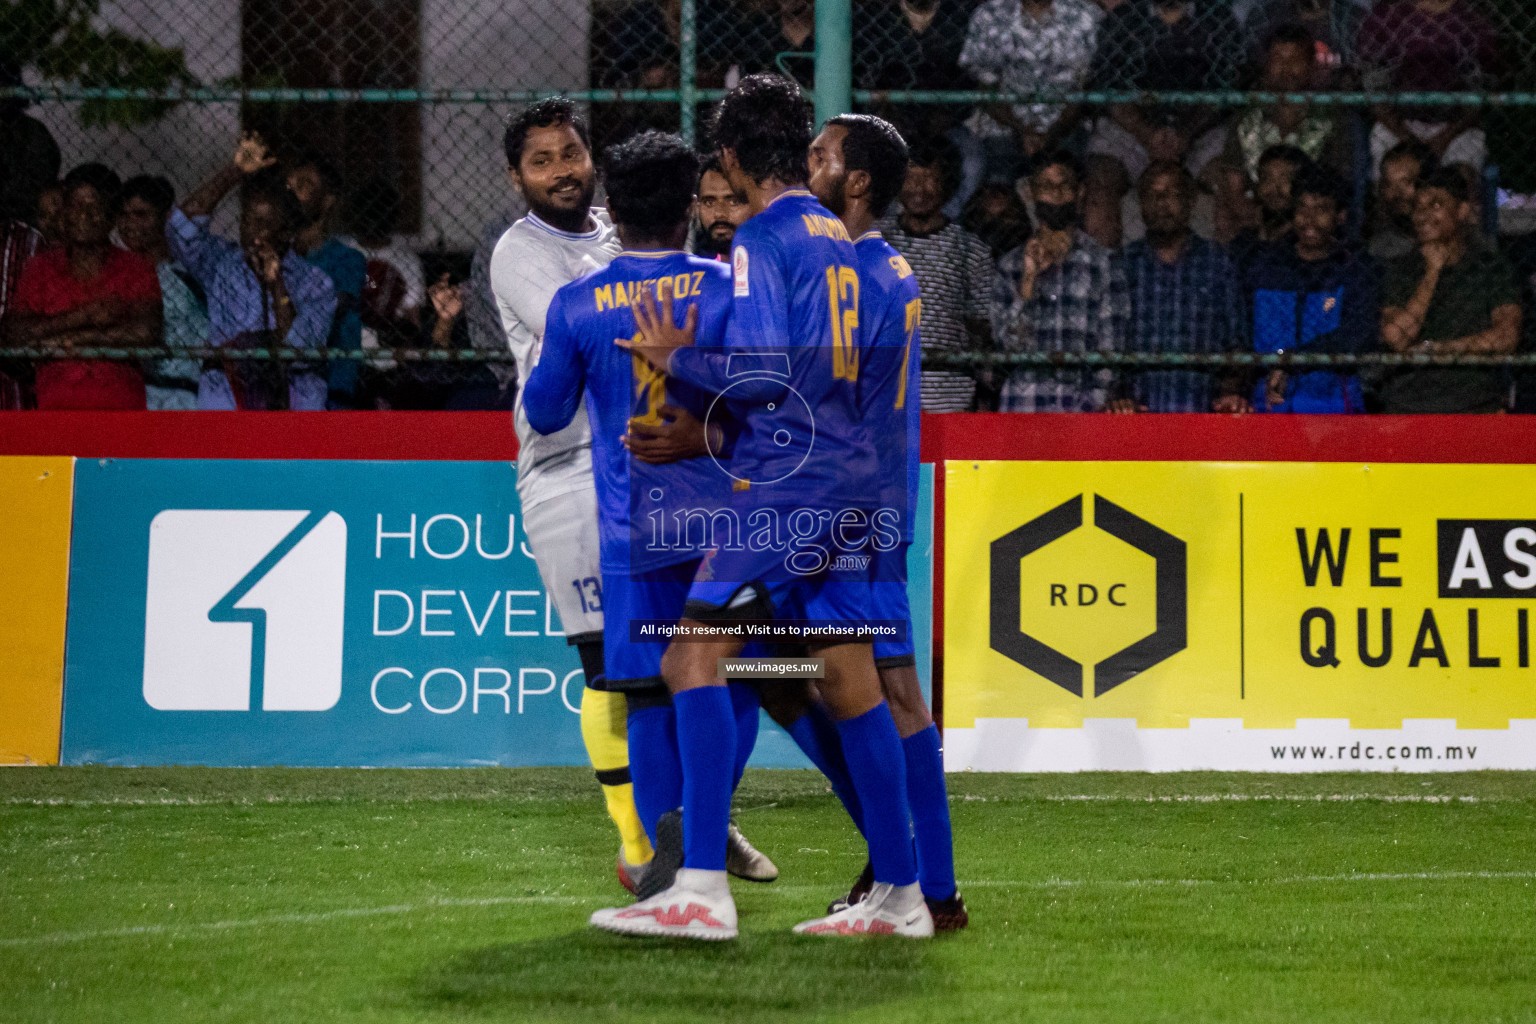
[4,767,1536,1023]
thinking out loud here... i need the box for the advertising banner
[0,457,74,765]
[944,461,1536,772]
[62,459,587,766]
[60,460,932,767]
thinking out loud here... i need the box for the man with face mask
[991,150,1129,412]
[691,156,749,260]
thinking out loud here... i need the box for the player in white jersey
[490,100,774,892]
[490,99,644,887]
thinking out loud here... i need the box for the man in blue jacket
[1244,163,1379,413]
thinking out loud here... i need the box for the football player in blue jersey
[520,131,773,939]
[807,114,967,931]
[614,74,933,938]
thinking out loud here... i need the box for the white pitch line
[5,792,1507,809]
[6,871,1532,948]
[959,869,1536,890]
[1,792,575,809]
[957,793,1491,804]
[0,893,590,948]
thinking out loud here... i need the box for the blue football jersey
[522,249,734,574]
[669,189,878,511]
[854,230,922,542]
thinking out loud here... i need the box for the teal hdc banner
[60,459,932,767]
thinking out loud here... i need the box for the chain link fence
[2,0,1535,410]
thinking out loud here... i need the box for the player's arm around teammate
[613,75,933,940]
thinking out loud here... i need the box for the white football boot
[725,821,779,882]
[793,881,934,937]
[590,867,738,940]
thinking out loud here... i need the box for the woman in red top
[6,163,161,409]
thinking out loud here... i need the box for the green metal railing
[7,348,1533,370]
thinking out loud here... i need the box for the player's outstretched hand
[623,404,716,465]
[617,279,697,371]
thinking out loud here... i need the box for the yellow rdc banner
[944,461,1536,771]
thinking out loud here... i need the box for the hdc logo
[142,510,348,711]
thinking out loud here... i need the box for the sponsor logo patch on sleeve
[733,246,750,297]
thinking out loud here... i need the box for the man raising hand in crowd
[168,132,336,410]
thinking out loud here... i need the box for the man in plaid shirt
[1111,162,1245,413]
[991,152,1128,412]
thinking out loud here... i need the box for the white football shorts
[521,484,605,644]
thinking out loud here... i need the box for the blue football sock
[903,724,957,900]
[625,703,682,844]
[728,682,760,792]
[836,703,917,887]
[786,706,865,835]
[673,686,735,871]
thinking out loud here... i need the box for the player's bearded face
[529,168,595,223]
[515,124,597,230]
[819,172,849,217]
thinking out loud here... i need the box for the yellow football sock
[580,686,653,865]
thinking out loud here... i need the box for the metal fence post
[680,0,697,144]
[813,0,852,127]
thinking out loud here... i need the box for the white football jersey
[490,208,621,508]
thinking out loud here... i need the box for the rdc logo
[142,510,348,711]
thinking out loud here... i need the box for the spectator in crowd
[287,152,365,406]
[600,0,679,89]
[738,0,818,87]
[1356,0,1497,176]
[117,175,209,410]
[0,213,41,408]
[371,271,497,410]
[1085,0,1243,249]
[880,140,996,412]
[1245,163,1378,412]
[992,151,1129,412]
[692,155,750,259]
[6,163,160,410]
[1109,162,1244,413]
[466,208,520,409]
[854,0,974,176]
[168,132,337,411]
[0,83,55,408]
[0,66,61,230]
[1215,24,1354,217]
[1512,239,1536,415]
[1368,139,1435,262]
[343,177,426,348]
[956,0,1099,214]
[1237,0,1371,82]
[1228,144,1310,271]
[962,180,1033,259]
[1379,166,1520,413]
[32,182,64,249]
[0,208,42,324]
